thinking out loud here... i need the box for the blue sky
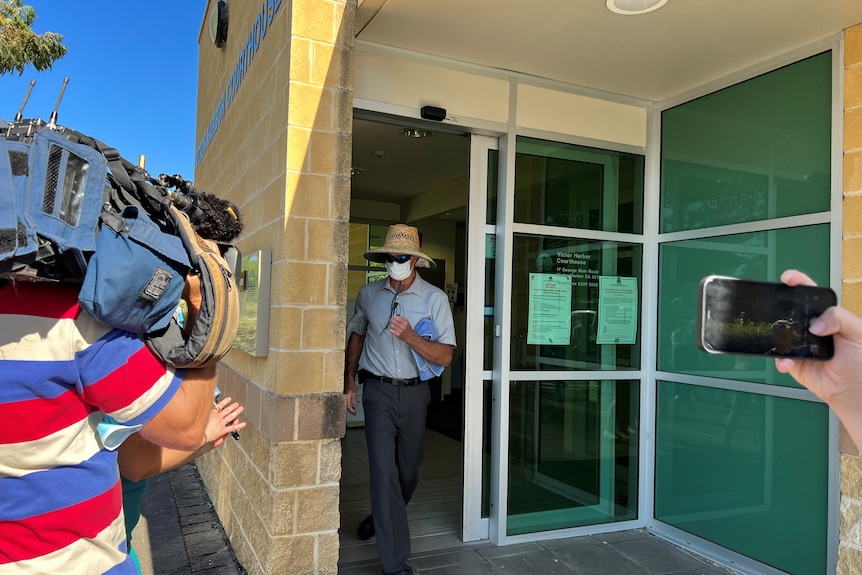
[1,1,204,180]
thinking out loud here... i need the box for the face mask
[385,260,412,281]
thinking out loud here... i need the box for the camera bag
[77,204,191,334]
[0,120,240,367]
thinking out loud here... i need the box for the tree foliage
[0,0,66,75]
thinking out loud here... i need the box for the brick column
[838,22,862,575]
[193,1,354,574]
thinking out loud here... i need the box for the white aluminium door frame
[463,133,498,542]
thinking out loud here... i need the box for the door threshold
[339,532,493,567]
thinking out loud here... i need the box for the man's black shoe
[357,514,375,540]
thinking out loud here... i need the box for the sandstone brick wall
[193,1,355,573]
[839,22,862,575]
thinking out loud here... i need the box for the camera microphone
[157,174,244,243]
[164,189,195,212]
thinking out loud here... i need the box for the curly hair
[157,174,244,243]
[185,188,244,243]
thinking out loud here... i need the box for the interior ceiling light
[401,128,435,138]
[351,167,368,176]
[606,0,668,15]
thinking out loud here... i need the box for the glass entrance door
[485,135,647,540]
[462,134,498,542]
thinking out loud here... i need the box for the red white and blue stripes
[0,281,181,573]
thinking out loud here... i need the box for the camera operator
[0,185,243,574]
[0,272,219,573]
[775,269,862,451]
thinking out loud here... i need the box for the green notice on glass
[597,276,637,344]
[527,274,572,345]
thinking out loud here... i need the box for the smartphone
[696,275,836,360]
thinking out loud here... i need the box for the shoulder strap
[90,138,137,196]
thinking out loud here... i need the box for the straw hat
[364,224,436,269]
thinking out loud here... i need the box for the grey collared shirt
[346,273,456,379]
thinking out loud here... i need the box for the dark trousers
[362,377,431,575]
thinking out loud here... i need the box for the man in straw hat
[345,223,456,575]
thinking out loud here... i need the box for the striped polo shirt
[0,281,181,573]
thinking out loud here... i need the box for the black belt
[358,369,421,386]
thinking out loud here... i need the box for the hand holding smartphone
[696,275,836,360]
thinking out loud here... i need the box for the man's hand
[388,315,453,368]
[775,269,862,451]
[345,379,358,415]
[344,332,365,416]
[388,315,415,341]
[207,396,246,448]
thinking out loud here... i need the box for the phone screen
[697,276,836,360]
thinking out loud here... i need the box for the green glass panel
[507,380,639,535]
[657,225,829,386]
[655,382,828,575]
[660,52,831,233]
[514,137,644,234]
[511,234,642,370]
[487,149,498,225]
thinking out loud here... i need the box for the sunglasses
[385,254,412,264]
[382,290,402,334]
